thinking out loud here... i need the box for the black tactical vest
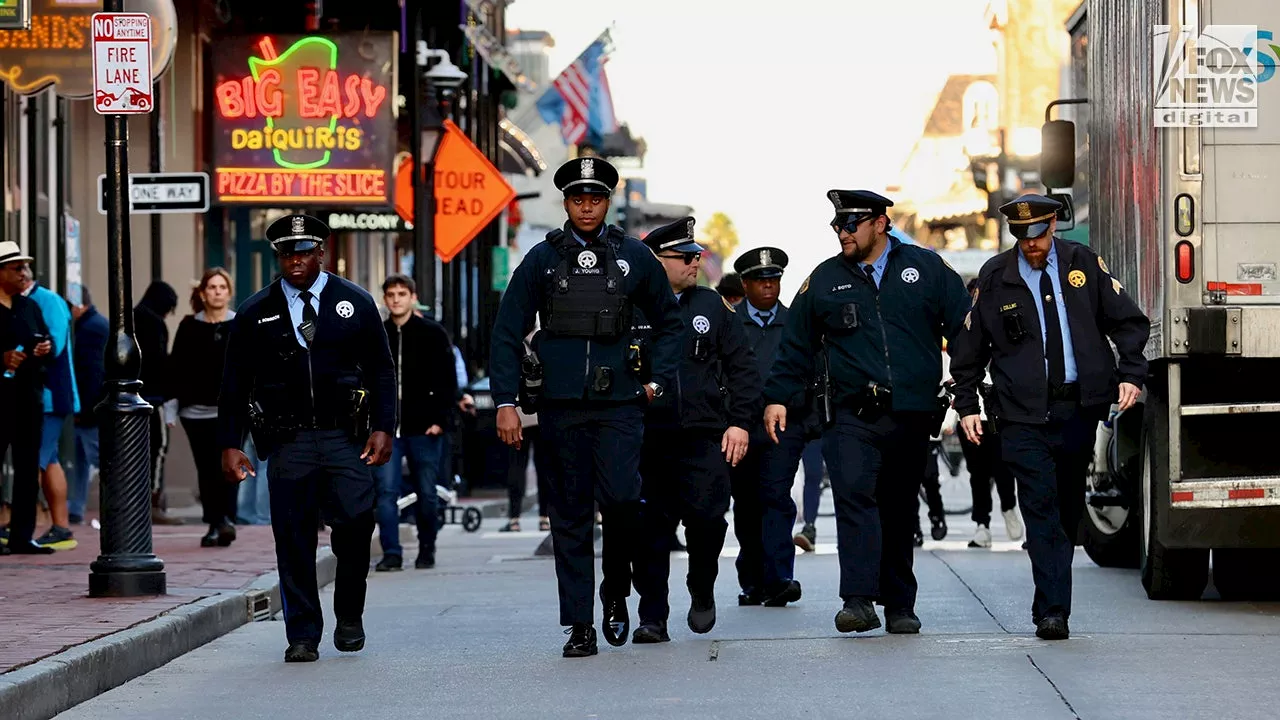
[541,229,632,340]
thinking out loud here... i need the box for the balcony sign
[211,33,397,206]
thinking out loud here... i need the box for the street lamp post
[90,0,165,597]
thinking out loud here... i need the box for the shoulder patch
[799,275,811,294]
[1112,277,1124,295]
[1098,256,1110,274]
[722,296,737,313]
[964,310,972,331]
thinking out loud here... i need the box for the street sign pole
[89,5,165,598]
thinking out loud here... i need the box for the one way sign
[98,172,210,215]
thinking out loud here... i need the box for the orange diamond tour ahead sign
[432,119,515,262]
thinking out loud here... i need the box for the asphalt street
[57,459,1280,720]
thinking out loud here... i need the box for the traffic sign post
[432,119,515,263]
[91,13,153,115]
[96,172,211,215]
[89,4,165,599]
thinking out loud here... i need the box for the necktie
[862,264,876,289]
[298,290,318,347]
[1039,271,1066,387]
[758,311,772,328]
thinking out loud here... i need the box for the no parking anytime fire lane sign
[91,13,153,115]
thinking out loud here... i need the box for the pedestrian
[218,213,395,663]
[0,241,54,556]
[625,217,760,643]
[489,156,684,658]
[728,246,809,606]
[763,189,970,635]
[134,280,182,525]
[715,272,745,306]
[67,287,107,526]
[170,268,239,547]
[793,440,827,552]
[373,274,456,572]
[952,280,1022,549]
[950,194,1149,640]
[20,264,79,550]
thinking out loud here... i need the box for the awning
[913,185,989,224]
[498,118,548,177]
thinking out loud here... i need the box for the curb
[0,548,340,720]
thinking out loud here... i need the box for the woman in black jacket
[170,269,238,547]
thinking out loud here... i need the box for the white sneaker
[968,525,992,548]
[1003,508,1024,541]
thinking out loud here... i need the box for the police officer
[764,189,970,634]
[949,194,1149,640]
[218,214,395,663]
[490,156,684,658]
[625,217,760,643]
[728,246,810,607]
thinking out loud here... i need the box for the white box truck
[1044,0,1280,600]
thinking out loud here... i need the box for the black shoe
[738,588,765,606]
[1035,615,1070,640]
[600,590,629,647]
[216,521,236,547]
[284,641,319,662]
[913,527,924,547]
[835,597,882,634]
[562,624,598,658]
[688,593,716,634]
[763,580,802,607]
[0,543,9,555]
[200,525,220,547]
[885,608,922,634]
[333,618,365,652]
[632,621,670,644]
[415,549,435,569]
[10,540,55,555]
[929,514,948,542]
[375,555,402,572]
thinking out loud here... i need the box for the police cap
[999,193,1062,240]
[643,217,704,255]
[553,156,619,196]
[266,214,329,253]
[734,246,789,280]
[828,189,894,228]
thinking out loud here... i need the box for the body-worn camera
[592,366,613,394]
[519,342,543,413]
[1002,310,1028,342]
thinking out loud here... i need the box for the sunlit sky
[505,0,996,300]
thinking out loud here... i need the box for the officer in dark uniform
[764,190,970,634]
[490,156,684,658]
[728,246,810,607]
[218,214,395,663]
[624,217,760,643]
[949,193,1149,640]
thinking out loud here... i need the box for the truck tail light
[1176,241,1195,284]
[1176,193,1195,237]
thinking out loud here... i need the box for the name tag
[831,283,853,292]
[571,268,603,275]
[258,314,280,324]
[1000,303,1018,313]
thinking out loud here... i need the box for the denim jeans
[68,425,99,520]
[376,434,445,558]
[799,438,825,525]
[236,435,272,525]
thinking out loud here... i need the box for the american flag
[536,31,616,147]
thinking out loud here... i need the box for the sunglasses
[659,251,702,265]
[833,216,876,235]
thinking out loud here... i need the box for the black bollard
[88,9,165,596]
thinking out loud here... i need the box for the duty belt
[1048,383,1080,402]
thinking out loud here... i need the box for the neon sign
[211,32,397,205]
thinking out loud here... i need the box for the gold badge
[722,296,737,313]
[1098,256,1110,274]
[1017,203,1032,220]
[1112,277,1124,295]
[799,275,811,294]
[1068,270,1086,288]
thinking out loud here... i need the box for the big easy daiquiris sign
[211,33,396,206]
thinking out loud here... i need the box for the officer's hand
[722,426,749,467]
[221,449,255,483]
[3,349,25,371]
[1117,382,1141,413]
[645,385,655,403]
[458,394,476,415]
[362,431,393,466]
[764,404,787,444]
[497,406,523,449]
[426,424,443,436]
[959,415,983,446]
[33,340,51,357]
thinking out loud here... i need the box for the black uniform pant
[999,401,1099,622]
[540,402,644,626]
[634,427,732,623]
[730,421,809,594]
[1,393,43,547]
[960,423,1017,526]
[268,429,377,645]
[182,418,238,526]
[824,408,932,608]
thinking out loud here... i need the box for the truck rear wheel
[1081,422,1140,568]
[1140,372,1209,600]
[1212,549,1280,601]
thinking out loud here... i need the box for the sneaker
[968,525,992,549]
[0,526,8,546]
[35,526,77,551]
[1003,508,1025,541]
[793,523,816,552]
